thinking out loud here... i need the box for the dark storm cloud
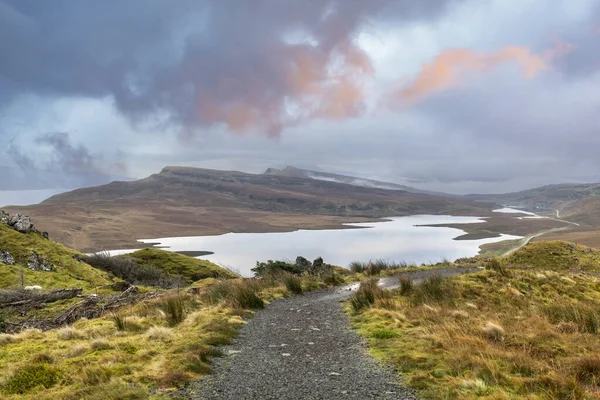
[5,132,124,189]
[0,0,458,135]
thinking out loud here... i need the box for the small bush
[543,302,600,334]
[252,259,303,277]
[83,253,184,288]
[350,279,384,311]
[399,276,413,295]
[283,274,303,294]
[3,364,62,394]
[161,296,186,325]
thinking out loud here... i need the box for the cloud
[388,42,573,107]
[0,0,458,136]
[5,132,126,189]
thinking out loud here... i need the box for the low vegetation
[0,255,354,399]
[0,223,112,291]
[348,242,600,399]
[127,248,237,281]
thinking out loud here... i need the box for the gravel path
[184,268,474,400]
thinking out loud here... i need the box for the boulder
[27,251,55,272]
[9,214,35,233]
[1,211,37,234]
[295,256,312,270]
[0,250,15,265]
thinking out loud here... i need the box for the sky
[1,0,599,194]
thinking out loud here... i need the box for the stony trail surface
[184,267,474,400]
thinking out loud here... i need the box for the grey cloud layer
[1,0,600,193]
[0,0,456,132]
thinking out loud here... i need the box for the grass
[161,295,186,325]
[283,274,303,294]
[347,242,600,399]
[0,224,112,291]
[399,275,413,295]
[350,279,385,311]
[128,248,237,281]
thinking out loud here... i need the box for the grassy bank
[348,241,600,399]
[0,272,349,399]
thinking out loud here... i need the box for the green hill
[0,223,113,291]
[504,240,600,272]
[127,248,238,282]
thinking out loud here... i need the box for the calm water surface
[129,215,522,276]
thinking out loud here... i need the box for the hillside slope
[5,166,486,252]
[468,182,600,213]
[0,223,113,290]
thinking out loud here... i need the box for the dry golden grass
[349,258,600,399]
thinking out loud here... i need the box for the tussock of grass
[56,326,84,340]
[146,326,174,341]
[350,279,385,311]
[161,296,186,325]
[482,322,505,341]
[410,275,453,305]
[207,280,265,310]
[283,274,303,294]
[110,313,127,331]
[399,275,413,295]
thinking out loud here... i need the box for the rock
[27,251,55,272]
[312,257,324,269]
[295,256,312,270]
[24,285,42,291]
[9,214,35,233]
[1,211,37,234]
[0,210,9,224]
[42,232,49,240]
[0,250,15,265]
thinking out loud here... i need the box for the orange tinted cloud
[391,42,572,106]
[196,42,373,135]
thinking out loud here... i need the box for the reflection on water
[133,215,522,276]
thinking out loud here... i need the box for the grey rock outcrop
[27,251,55,272]
[0,250,15,265]
[1,210,37,234]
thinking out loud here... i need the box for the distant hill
[467,183,600,213]
[4,166,485,252]
[264,166,439,195]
